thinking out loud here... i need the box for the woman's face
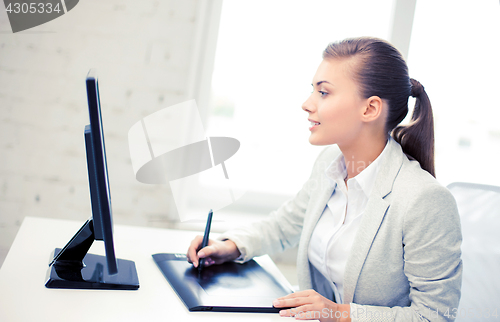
[302,58,367,147]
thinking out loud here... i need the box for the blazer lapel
[297,179,335,290]
[342,196,390,303]
[343,138,404,303]
[302,182,336,246]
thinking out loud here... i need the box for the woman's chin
[308,136,331,146]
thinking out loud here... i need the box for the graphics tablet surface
[153,253,294,313]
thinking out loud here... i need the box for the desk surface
[0,217,293,321]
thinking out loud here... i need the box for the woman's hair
[323,37,435,177]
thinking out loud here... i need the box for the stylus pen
[198,209,213,273]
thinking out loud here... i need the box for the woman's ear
[361,96,384,123]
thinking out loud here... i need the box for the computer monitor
[45,69,139,290]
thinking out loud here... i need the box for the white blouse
[308,141,389,304]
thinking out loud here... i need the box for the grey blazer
[220,137,462,321]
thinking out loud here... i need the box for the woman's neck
[340,136,387,180]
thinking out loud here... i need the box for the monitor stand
[45,219,139,290]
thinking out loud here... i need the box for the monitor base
[45,248,139,290]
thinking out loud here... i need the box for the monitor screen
[85,69,117,274]
[45,69,139,290]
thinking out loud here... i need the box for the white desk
[0,217,293,321]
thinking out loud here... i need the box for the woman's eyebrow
[312,80,332,87]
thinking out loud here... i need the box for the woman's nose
[302,95,314,113]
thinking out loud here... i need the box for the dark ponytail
[323,37,436,177]
[392,79,435,177]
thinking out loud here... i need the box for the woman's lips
[309,120,320,131]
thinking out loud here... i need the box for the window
[408,0,500,186]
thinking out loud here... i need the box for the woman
[187,37,462,322]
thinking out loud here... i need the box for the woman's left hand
[273,290,351,322]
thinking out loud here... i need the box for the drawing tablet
[152,253,294,312]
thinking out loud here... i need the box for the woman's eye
[319,91,327,97]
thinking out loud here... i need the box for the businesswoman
[187,37,462,322]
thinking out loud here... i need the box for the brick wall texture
[0,0,203,266]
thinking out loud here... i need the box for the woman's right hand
[186,236,241,268]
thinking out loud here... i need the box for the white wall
[0,0,209,266]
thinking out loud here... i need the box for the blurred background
[1,0,499,285]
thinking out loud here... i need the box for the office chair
[447,182,500,321]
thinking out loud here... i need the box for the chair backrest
[447,182,500,321]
